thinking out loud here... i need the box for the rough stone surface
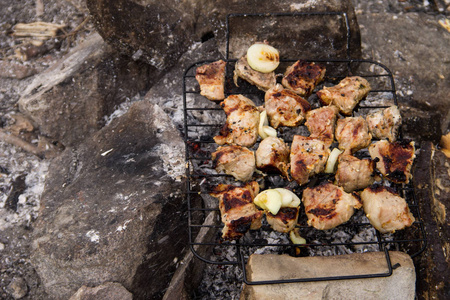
[88,0,361,70]
[241,251,416,300]
[6,276,28,299]
[18,33,157,148]
[30,100,187,300]
[68,282,132,300]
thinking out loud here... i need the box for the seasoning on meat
[361,185,415,233]
[214,94,260,147]
[212,145,255,182]
[255,136,290,178]
[366,106,402,142]
[266,207,299,233]
[317,76,371,115]
[233,55,277,91]
[195,60,226,101]
[264,84,311,128]
[335,116,372,154]
[302,182,362,230]
[282,60,326,97]
[369,140,415,184]
[305,105,339,147]
[335,154,376,192]
[210,181,262,241]
[290,135,329,186]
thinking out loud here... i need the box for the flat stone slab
[241,251,415,300]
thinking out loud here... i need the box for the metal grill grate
[183,12,426,285]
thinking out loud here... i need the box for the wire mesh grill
[183,12,426,284]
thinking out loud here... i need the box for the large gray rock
[30,100,187,299]
[88,0,361,70]
[18,33,158,148]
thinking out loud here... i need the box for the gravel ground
[0,1,448,299]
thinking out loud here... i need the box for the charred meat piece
[282,60,326,97]
[255,137,290,178]
[195,60,226,101]
[233,56,277,91]
[369,140,415,184]
[335,116,372,154]
[366,106,402,142]
[317,76,371,115]
[361,185,415,233]
[302,182,362,230]
[290,136,329,186]
[335,154,376,192]
[265,84,311,128]
[266,207,300,233]
[214,95,260,147]
[305,105,339,147]
[212,145,255,182]
[210,181,263,241]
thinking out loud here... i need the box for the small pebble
[6,277,28,299]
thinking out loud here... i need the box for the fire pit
[183,12,426,287]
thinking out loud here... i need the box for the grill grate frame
[183,12,427,285]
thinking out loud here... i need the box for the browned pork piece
[361,185,415,234]
[290,135,329,186]
[255,137,290,178]
[335,154,376,192]
[233,56,277,91]
[302,182,362,230]
[210,181,263,240]
[317,76,371,115]
[281,60,326,97]
[366,106,402,142]
[214,94,259,147]
[369,140,415,184]
[212,145,255,182]
[264,84,311,128]
[195,60,226,101]
[266,207,300,233]
[305,105,339,147]
[335,116,372,154]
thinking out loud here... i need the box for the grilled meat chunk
[366,106,402,142]
[255,137,290,178]
[335,154,376,192]
[233,56,277,91]
[266,207,299,233]
[369,140,415,184]
[302,182,362,230]
[214,95,259,147]
[212,145,255,182]
[195,60,226,101]
[265,84,311,128]
[361,185,415,234]
[305,105,339,147]
[335,116,372,154]
[317,76,371,115]
[282,60,326,97]
[290,136,329,185]
[210,181,262,241]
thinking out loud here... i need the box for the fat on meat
[317,76,371,115]
[302,182,362,230]
[195,60,226,101]
[265,84,311,128]
[366,106,402,142]
[212,145,255,182]
[290,135,329,186]
[233,56,276,91]
[281,60,326,97]
[210,181,262,241]
[335,116,372,154]
[255,137,290,178]
[361,185,415,234]
[369,140,415,184]
[214,94,260,147]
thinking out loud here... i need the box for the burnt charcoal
[400,106,442,144]
[5,174,26,212]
